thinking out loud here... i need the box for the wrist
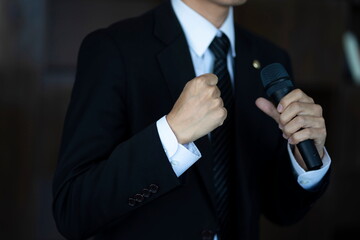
[166,114,186,145]
[318,148,325,159]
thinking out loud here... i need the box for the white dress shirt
[157,0,331,210]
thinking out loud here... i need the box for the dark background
[1,0,359,239]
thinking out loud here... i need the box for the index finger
[278,89,314,113]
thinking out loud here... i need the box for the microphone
[260,63,323,171]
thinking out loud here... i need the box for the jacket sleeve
[260,133,331,225]
[52,30,180,240]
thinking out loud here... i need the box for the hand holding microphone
[256,63,326,171]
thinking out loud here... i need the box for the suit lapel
[157,36,195,102]
[154,2,195,102]
[234,27,260,108]
[154,2,217,211]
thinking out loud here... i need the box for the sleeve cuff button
[128,198,136,207]
[300,180,310,185]
[149,184,159,193]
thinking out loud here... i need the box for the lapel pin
[252,60,261,69]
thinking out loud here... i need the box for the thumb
[255,97,280,123]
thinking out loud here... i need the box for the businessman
[52,0,331,239]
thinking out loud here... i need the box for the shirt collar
[171,0,236,58]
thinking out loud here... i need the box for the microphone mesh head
[260,63,290,88]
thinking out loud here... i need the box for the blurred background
[1,0,360,239]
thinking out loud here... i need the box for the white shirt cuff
[287,144,331,190]
[156,116,202,177]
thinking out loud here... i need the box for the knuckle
[292,136,300,144]
[321,127,327,137]
[282,132,289,139]
[289,136,296,144]
[214,86,220,94]
[320,117,325,126]
[315,104,323,115]
[283,126,291,136]
[214,98,222,107]
[293,88,302,97]
[219,108,227,119]
[293,132,303,143]
[279,115,287,125]
[219,98,224,107]
[208,87,218,98]
[292,102,301,111]
[285,102,297,114]
[215,86,221,95]
[294,88,301,94]
[303,128,312,137]
[210,73,218,81]
[296,116,305,125]
[208,86,216,95]
[218,115,226,126]
[294,88,303,97]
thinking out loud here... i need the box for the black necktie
[209,34,235,239]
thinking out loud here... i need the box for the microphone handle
[297,139,322,170]
[271,88,323,170]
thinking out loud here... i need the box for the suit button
[128,198,136,207]
[142,188,151,198]
[134,194,144,203]
[149,184,159,193]
[201,230,214,240]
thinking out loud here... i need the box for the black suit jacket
[52,2,329,240]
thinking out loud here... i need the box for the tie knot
[209,34,230,59]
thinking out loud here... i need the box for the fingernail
[282,133,287,139]
[277,104,283,112]
[278,124,283,130]
[288,138,293,144]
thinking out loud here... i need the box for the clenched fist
[167,74,227,144]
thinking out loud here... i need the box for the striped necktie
[209,33,235,239]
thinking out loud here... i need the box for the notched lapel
[157,37,195,102]
[154,1,196,102]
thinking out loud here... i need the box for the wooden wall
[1,0,359,239]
